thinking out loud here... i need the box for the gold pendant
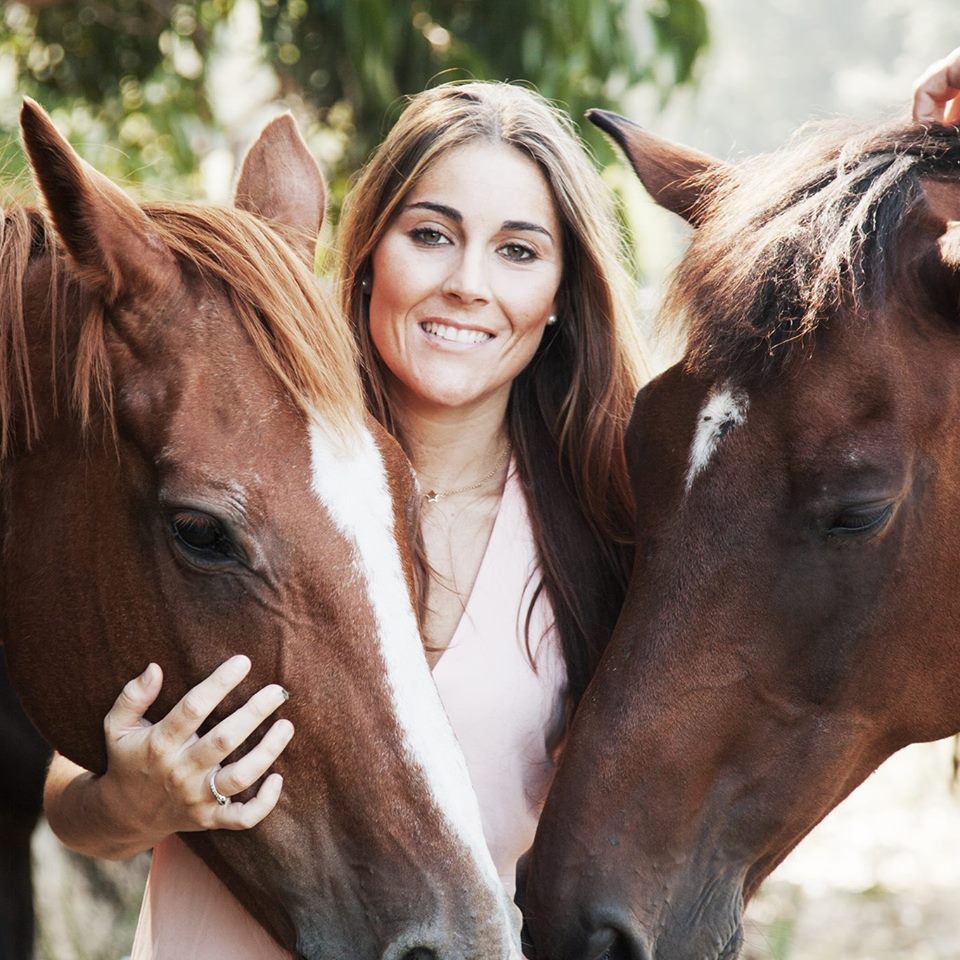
[424,490,441,503]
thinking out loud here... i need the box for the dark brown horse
[522,113,960,960]
[1,100,521,960]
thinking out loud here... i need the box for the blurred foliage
[259,0,708,168]
[0,0,225,197]
[0,0,708,210]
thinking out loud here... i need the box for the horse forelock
[662,120,960,384]
[144,203,364,440]
[0,210,35,460]
[0,200,364,469]
[0,208,98,463]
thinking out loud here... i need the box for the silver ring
[208,768,231,807]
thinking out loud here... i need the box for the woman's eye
[826,503,894,538]
[410,227,449,246]
[500,242,535,262]
[171,511,233,557]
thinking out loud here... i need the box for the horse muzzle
[521,869,745,960]
[524,915,744,960]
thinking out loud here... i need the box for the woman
[44,80,644,957]
[43,55,960,957]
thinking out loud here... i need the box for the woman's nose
[442,247,490,303]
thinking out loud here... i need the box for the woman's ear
[586,109,730,227]
[233,113,327,264]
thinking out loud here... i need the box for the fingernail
[140,663,158,685]
[280,687,290,701]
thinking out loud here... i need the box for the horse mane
[0,199,363,461]
[663,119,960,383]
[0,208,50,458]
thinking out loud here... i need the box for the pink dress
[130,466,565,959]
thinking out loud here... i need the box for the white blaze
[686,384,749,491]
[307,421,521,946]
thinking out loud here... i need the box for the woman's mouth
[420,320,493,345]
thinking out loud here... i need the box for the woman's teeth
[421,321,492,344]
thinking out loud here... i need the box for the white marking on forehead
[307,421,521,945]
[686,384,749,491]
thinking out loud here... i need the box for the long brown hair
[338,81,646,706]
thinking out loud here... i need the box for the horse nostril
[587,927,636,960]
[400,950,437,960]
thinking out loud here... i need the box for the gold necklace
[419,444,511,504]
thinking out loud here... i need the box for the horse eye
[826,503,894,538]
[171,510,232,557]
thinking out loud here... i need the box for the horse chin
[627,870,747,960]
[649,916,745,960]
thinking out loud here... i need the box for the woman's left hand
[913,47,960,123]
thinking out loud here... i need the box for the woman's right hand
[44,655,294,859]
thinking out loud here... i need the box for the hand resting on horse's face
[45,657,293,859]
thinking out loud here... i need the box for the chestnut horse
[522,114,960,960]
[1,100,521,960]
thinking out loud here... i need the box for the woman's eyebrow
[407,200,461,221]
[406,201,554,242]
[502,219,554,241]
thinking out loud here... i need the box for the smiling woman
[339,82,647,713]
[338,83,647,892]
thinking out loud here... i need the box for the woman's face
[368,140,563,417]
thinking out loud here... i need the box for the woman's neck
[392,396,511,492]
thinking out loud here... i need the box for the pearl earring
[546,313,557,325]
[361,276,371,294]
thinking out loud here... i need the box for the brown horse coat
[523,113,960,960]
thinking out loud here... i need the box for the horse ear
[587,109,728,226]
[19,98,176,301]
[233,113,326,264]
